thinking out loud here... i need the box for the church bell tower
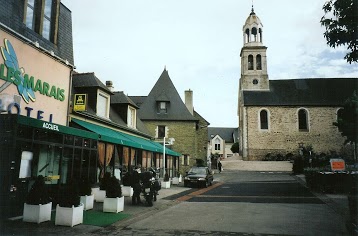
[239,6,269,91]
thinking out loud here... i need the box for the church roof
[136,69,198,121]
[243,78,358,106]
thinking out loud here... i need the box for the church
[238,7,357,160]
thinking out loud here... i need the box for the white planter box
[91,187,99,196]
[94,189,106,202]
[161,181,171,189]
[80,195,94,210]
[121,186,133,197]
[23,202,52,224]
[55,203,84,227]
[172,177,180,185]
[103,196,124,213]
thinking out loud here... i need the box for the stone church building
[238,7,357,160]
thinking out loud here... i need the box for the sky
[61,0,358,127]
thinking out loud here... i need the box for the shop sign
[330,158,345,171]
[73,94,86,111]
[0,39,66,104]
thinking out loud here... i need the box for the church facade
[238,8,357,160]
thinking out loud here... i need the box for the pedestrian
[218,161,222,173]
[131,166,142,205]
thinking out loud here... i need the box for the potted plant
[161,173,171,189]
[172,171,181,185]
[95,172,111,202]
[103,176,124,213]
[55,180,84,227]
[23,175,52,223]
[121,172,133,197]
[79,178,94,210]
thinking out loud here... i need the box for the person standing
[131,166,141,205]
[218,161,222,173]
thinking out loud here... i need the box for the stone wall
[244,106,346,160]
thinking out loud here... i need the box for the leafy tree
[320,0,358,63]
[334,91,358,160]
[231,142,240,153]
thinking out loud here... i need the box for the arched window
[245,28,250,43]
[298,109,309,131]
[251,27,257,42]
[337,108,343,131]
[260,110,268,130]
[259,28,263,42]
[248,55,254,70]
[256,55,262,70]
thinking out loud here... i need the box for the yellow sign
[74,94,86,111]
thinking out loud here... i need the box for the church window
[298,109,309,131]
[336,108,343,131]
[259,28,263,42]
[253,79,258,85]
[256,55,262,70]
[260,110,268,130]
[251,27,257,42]
[248,55,254,70]
[245,28,250,43]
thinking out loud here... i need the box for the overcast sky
[61,0,358,127]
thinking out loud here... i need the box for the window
[183,155,189,166]
[298,109,309,131]
[157,125,166,138]
[158,101,167,114]
[253,79,258,85]
[248,55,254,70]
[97,92,109,118]
[337,108,343,131]
[24,0,58,42]
[256,55,262,70]
[214,138,221,150]
[127,106,136,128]
[260,110,268,130]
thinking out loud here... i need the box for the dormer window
[158,101,167,114]
[127,106,136,129]
[24,0,59,43]
[97,91,110,118]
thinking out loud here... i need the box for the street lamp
[163,137,175,178]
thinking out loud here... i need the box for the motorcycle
[139,168,161,206]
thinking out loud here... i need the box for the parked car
[184,167,213,188]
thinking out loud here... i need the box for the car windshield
[188,168,206,175]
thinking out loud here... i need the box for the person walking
[218,161,222,173]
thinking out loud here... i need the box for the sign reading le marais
[0,39,65,122]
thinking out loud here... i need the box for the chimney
[185,89,194,115]
[106,80,114,91]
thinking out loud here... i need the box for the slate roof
[72,72,113,94]
[208,127,238,143]
[129,96,148,107]
[243,78,358,106]
[111,91,139,109]
[136,69,198,121]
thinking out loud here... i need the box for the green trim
[72,118,181,156]
[16,115,98,139]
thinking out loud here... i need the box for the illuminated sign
[73,94,87,111]
[0,39,65,104]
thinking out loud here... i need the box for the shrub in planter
[100,172,112,190]
[23,175,52,223]
[57,180,81,207]
[106,176,122,198]
[26,175,51,205]
[79,178,94,210]
[164,173,170,182]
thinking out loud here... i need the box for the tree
[333,91,358,161]
[231,142,240,153]
[320,0,358,63]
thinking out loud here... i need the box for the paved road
[97,170,349,235]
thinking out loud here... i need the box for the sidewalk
[0,184,191,236]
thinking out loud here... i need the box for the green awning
[72,118,181,156]
[16,115,98,140]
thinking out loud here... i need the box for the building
[130,68,210,174]
[208,127,239,160]
[238,7,358,160]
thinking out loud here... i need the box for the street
[89,170,349,235]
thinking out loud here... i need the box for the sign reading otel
[0,32,71,126]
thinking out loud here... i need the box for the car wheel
[184,181,188,187]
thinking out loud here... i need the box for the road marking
[176,182,224,201]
